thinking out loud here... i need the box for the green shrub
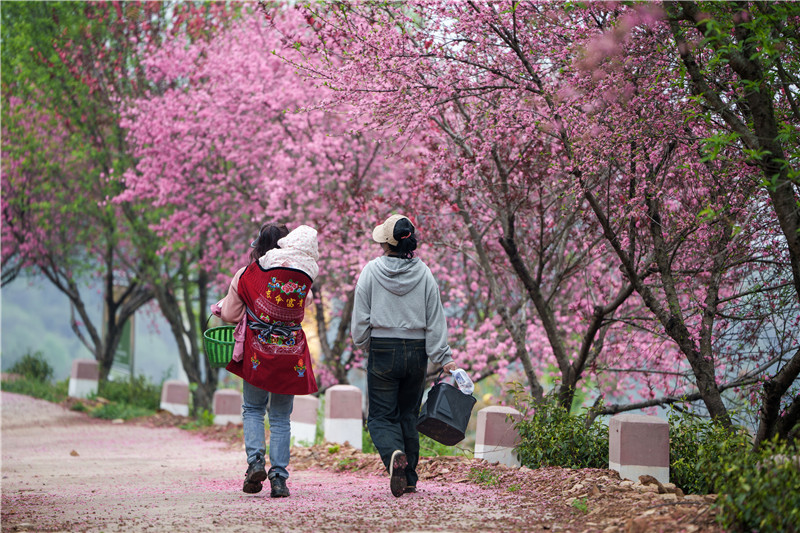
[9,351,54,382]
[668,407,749,495]
[710,437,800,532]
[668,407,799,531]
[98,375,160,411]
[513,399,608,469]
[361,426,377,454]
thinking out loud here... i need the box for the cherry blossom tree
[274,2,675,411]
[1,2,171,380]
[275,1,799,437]
[119,7,408,398]
[661,0,800,444]
[1,1,236,389]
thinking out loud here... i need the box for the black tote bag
[416,371,477,446]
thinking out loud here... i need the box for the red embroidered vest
[225,263,318,395]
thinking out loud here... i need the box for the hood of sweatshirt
[371,256,426,296]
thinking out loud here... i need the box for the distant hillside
[1,276,181,382]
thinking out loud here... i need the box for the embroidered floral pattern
[256,328,298,347]
[282,281,298,294]
[265,277,307,300]
[294,358,306,377]
[250,355,261,370]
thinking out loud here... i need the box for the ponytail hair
[250,223,290,262]
[387,217,417,259]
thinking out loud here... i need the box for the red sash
[226,264,318,395]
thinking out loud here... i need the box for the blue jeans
[242,380,294,480]
[366,337,428,487]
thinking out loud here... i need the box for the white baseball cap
[372,214,413,246]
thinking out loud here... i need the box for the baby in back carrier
[211,225,319,362]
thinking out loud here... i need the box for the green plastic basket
[203,325,235,368]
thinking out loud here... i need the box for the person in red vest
[218,223,319,498]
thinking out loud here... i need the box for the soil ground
[1,392,723,532]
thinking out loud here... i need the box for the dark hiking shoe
[389,450,408,497]
[243,456,267,494]
[404,485,417,494]
[270,476,290,498]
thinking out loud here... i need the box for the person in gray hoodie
[351,214,458,497]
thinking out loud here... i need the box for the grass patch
[90,402,154,420]
[98,375,161,411]
[2,376,69,403]
[361,425,462,457]
[571,497,589,514]
[419,433,459,457]
[179,410,215,430]
[468,467,500,486]
[336,457,358,470]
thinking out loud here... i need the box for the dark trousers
[366,337,427,487]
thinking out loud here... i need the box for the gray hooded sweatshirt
[351,256,453,367]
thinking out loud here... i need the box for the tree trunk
[583,186,732,427]
[314,282,354,387]
[755,347,800,447]
[455,198,545,402]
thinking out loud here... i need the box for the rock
[662,482,677,493]
[625,517,649,533]
[570,482,585,493]
[639,474,666,493]
[675,487,685,498]
[658,493,678,501]
[684,494,704,502]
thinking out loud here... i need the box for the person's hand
[443,361,457,373]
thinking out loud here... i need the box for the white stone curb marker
[68,359,99,399]
[474,406,522,467]
[324,385,362,450]
[609,413,670,484]
[290,395,319,446]
[160,380,190,417]
[213,389,243,426]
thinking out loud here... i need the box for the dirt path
[1,392,721,532]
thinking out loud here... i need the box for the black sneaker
[389,450,408,497]
[270,476,290,498]
[243,455,267,494]
[404,485,417,494]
